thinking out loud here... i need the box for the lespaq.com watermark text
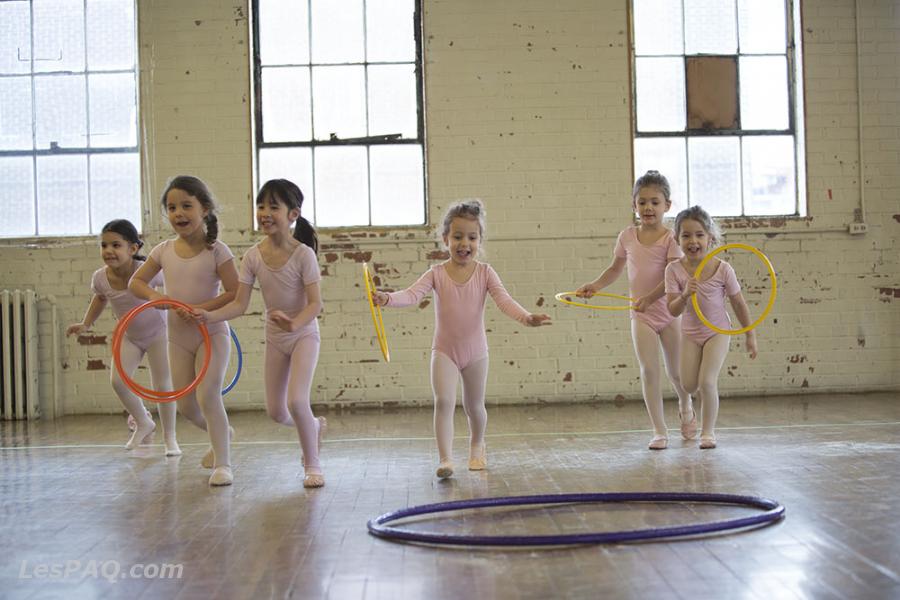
[19,559,183,583]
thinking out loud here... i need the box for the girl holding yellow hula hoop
[574,171,695,451]
[665,206,763,450]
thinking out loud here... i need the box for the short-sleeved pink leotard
[614,226,683,333]
[239,242,321,354]
[665,258,741,345]
[147,239,234,350]
[386,262,530,370]
[91,262,165,349]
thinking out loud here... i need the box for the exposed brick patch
[724,217,788,229]
[87,359,106,371]
[893,214,900,223]
[343,251,372,263]
[563,372,572,382]
[536,296,545,307]
[878,287,900,298]
[324,253,339,263]
[427,250,450,260]
[418,299,431,309]
[801,378,809,388]
[77,335,107,345]
[320,266,330,276]
[788,354,807,363]
[799,298,821,304]
[613,394,626,407]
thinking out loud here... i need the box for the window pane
[35,75,87,150]
[688,137,741,216]
[257,147,315,223]
[313,146,368,227]
[366,0,415,62]
[634,137,687,213]
[740,56,789,130]
[738,0,786,54]
[0,77,33,150]
[370,145,424,226]
[90,153,140,232]
[742,135,795,215]
[259,0,309,65]
[311,0,364,64]
[86,0,135,70]
[633,0,683,56]
[37,154,88,235]
[261,67,311,142]
[684,0,737,55]
[0,157,35,237]
[368,64,417,138]
[0,2,30,75]
[312,66,366,140]
[89,73,137,148]
[635,57,685,132]
[33,0,85,73]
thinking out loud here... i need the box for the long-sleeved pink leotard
[386,262,530,370]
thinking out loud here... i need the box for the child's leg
[287,336,322,467]
[697,335,730,444]
[430,351,460,474]
[630,319,668,442]
[145,337,180,455]
[658,321,696,439]
[679,337,703,396]
[460,356,489,469]
[112,336,155,449]
[195,334,232,473]
[263,342,294,425]
[170,342,208,431]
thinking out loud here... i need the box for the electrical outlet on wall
[848,222,868,235]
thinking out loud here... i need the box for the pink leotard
[147,239,234,350]
[239,243,321,353]
[614,226,682,334]
[91,263,165,348]
[386,262,530,370]
[665,259,741,345]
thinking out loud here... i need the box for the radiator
[0,289,40,420]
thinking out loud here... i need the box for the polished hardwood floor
[1,392,899,599]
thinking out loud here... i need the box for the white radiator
[1,289,40,420]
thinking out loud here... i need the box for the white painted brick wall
[0,0,897,415]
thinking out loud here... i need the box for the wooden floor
[2,392,899,599]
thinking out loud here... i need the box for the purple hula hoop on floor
[367,492,785,546]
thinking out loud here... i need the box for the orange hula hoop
[112,298,211,403]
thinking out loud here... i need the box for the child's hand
[174,306,196,323]
[681,278,699,299]
[632,295,651,312]
[269,310,297,332]
[575,283,598,298]
[66,323,87,337]
[148,292,170,309]
[525,313,552,327]
[372,291,390,306]
[746,332,758,359]
[192,309,210,324]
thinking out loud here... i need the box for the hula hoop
[222,325,243,395]
[363,262,390,362]
[112,298,211,403]
[691,243,777,335]
[555,291,635,311]
[368,492,785,546]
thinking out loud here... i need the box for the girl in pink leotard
[130,176,238,487]
[373,200,551,479]
[575,171,693,450]
[66,219,179,455]
[197,179,327,488]
[665,206,758,449]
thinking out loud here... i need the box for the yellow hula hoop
[555,291,636,311]
[363,262,390,362]
[690,243,777,336]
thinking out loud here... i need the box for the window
[0,0,140,238]
[252,0,426,228]
[631,0,805,217]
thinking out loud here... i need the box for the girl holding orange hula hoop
[665,206,762,450]
[130,176,239,487]
[66,219,180,456]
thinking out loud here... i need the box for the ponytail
[293,216,318,255]
[205,213,219,247]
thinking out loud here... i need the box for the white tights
[430,351,489,463]
[169,334,232,468]
[630,319,693,437]
[111,336,177,443]
[680,334,730,438]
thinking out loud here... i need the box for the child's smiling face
[678,218,710,260]
[633,185,670,226]
[443,217,481,267]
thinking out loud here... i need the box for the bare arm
[66,295,107,336]
[129,257,165,302]
[199,282,253,324]
[575,255,626,297]
[190,258,238,312]
[667,278,697,317]
[729,291,758,358]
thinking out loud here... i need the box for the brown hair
[160,175,220,247]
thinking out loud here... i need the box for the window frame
[250,0,428,229]
[0,0,141,239]
[630,0,807,218]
